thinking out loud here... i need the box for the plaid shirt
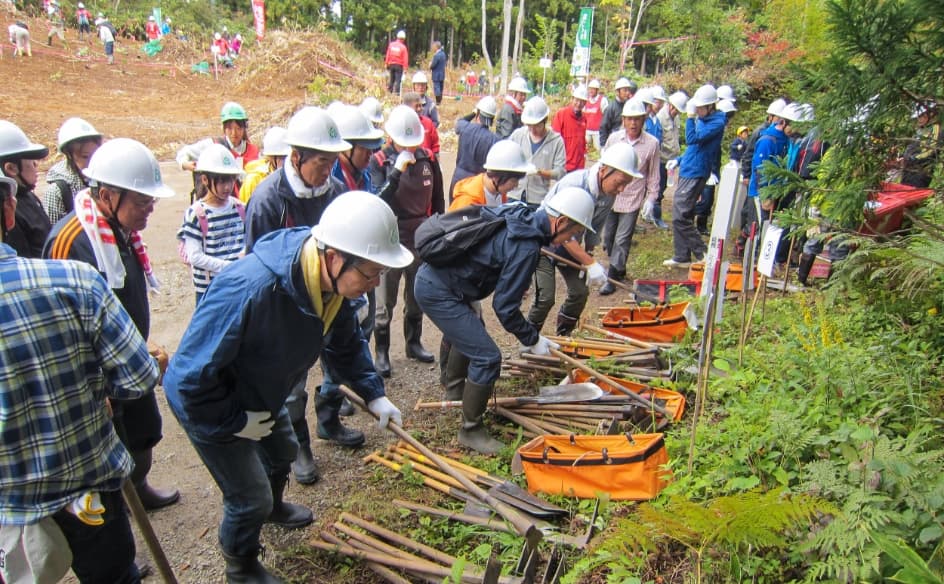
[0,244,158,525]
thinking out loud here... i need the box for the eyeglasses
[352,263,389,282]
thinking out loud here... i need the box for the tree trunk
[499,0,512,94]
[448,26,455,68]
[511,0,525,77]
[560,21,567,61]
[481,0,493,73]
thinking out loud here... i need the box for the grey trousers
[671,176,709,262]
[376,257,422,333]
[584,194,615,254]
[527,254,589,329]
[603,209,640,276]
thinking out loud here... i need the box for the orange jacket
[449,174,507,210]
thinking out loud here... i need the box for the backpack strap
[190,201,209,237]
[230,197,246,221]
[51,179,74,213]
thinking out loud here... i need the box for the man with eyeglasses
[164,192,409,583]
[244,106,356,486]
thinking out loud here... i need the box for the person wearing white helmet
[450,139,536,209]
[598,99,661,295]
[177,144,247,304]
[416,187,595,453]
[451,95,501,197]
[239,126,290,203]
[44,138,180,516]
[649,90,688,229]
[429,40,447,105]
[553,84,590,173]
[506,96,566,206]
[76,2,91,40]
[583,79,609,152]
[693,97,738,235]
[640,86,667,144]
[145,14,159,41]
[244,107,355,480]
[97,12,116,64]
[410,71,440,127]
[0,120,50,258]
[368,105,444,377]
[600,78,638,146]
[403,91,442,159]
[741,97,789,184]
[662,84,726,268]
[44,117,103,223]
[45,0,66,48]
[527,142,641,335]
[328,106,385,194]
[717,84,736,102]
[385,30,409,94]
[360,96,385,128]
[164,192,410,582]
[496,76,532,138]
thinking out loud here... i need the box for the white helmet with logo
[475,96,498,119]
[689,84,719,107]
[545,186,596,232]
[483,140,535,175]
[262,127,291,157]
[520,97,550,125]
[196,143,243,175]
[385,105,424,147]
[284,107,352,153]
[0,121,49,160]
[332,105,385,149]
[508,77,532,95]
[57,117,103,153]
[311,191,413,268]
[599,142,643,178]
[621,99,648,117]
[83,138,175,198]
[412,71,428,84]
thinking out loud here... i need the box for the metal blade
[535,383,604,402]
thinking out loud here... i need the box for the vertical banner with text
[570,7,593,78]
[252,0,266,40]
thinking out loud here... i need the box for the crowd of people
[2,36,940,583]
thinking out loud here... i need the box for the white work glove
[520,335,561,357]
[666,159,679,171]
[68,491,105,526]
[235,411,274,441]
[686,101,697,116]
[641,200,655,222]
[707,173,719,186]
[368,396,403,429]
[586,261,607,287]
[394,151,416,172]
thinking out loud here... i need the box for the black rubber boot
[695,215,709,236]
[458,380,504,455]
[222,547,282,584]
[130,449,180,511]
[405,317,435,363]
[315,387,365,448]
[338,398,356,417]
[442,345,469,401]
[374,326,392,378]
[555,312,579,336]
[289,394,320,485]
[599,267,624,296]
[797,253,815,285]
[266,476,313,529]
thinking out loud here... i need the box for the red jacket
[145,21,160,40]
[552,105,588,171]
[419,115,440,157]
[583,94,605,131]
[385,39,408,68]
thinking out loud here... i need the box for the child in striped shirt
[177,144,246,304]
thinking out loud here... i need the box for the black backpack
[415,205,507,267]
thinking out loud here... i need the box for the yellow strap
[300,237,343,332]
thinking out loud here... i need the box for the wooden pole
[121,481,178,584]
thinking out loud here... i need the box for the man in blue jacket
[663,84,727,268]
[415,187,596,454]
[164,192,411,583]
[430,41,447,105]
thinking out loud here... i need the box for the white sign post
[539,57,552,96]
[700,160,740,299]
[757,224,784,278]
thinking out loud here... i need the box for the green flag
[570,7,594,77]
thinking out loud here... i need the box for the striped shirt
[177,198,245,294]
[0,243,158,525]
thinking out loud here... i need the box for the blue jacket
[163,228,383,441]
[331,158,373,194]
[748,124,790,198]
[244,166,345,250]
[430,49,446,82]
[417,204,551,346]
[679,111,726,179]
[645,115,663,144]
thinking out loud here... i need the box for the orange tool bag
[517,434,670,500]
[688,262,758,292]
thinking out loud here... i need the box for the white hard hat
[411,71,428,84]
[0,121,49,160]
[544,187,596,233]
[508,77,531,94]
[195,143,243,176]
[483,140,535,174]
[360,97,385,124]
[57,117,102,153]
[520,97,550,125]
[572,84,589,101]
[636,88,654,105]
[77,2,84,7]
[332,105,385,149]
[649,85,668,103]
[588,79,601,89]
[668,91,688,112]
[717,85,736,101]
[148,15,155,21]
[261,127,291,157]
[311,191,413,269]
[796,103,815,122]
[599,142,643,178]
[325,101,347,121]
[385,105,424,148]
[475,96,498,119]
[780,102,814,123]
[621,99,648,117]
[396,30,406,39]
[614,77,631,90]
[284,107,352,153]
[766,98,788,116]
[83,138,174,198]
[214,32,222,40]
[689,84,719,107]
[717,99,737,113]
